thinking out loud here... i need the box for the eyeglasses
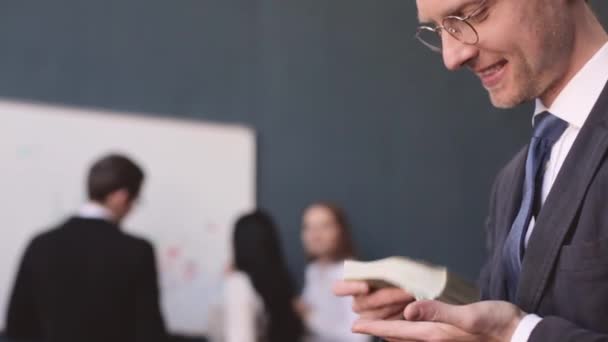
[415,1,487,53]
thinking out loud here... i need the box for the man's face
[416,0,575,108]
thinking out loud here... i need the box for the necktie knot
[532,111,568,143]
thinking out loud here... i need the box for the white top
[512,41,608,342]
[302,261,371,342]
[223,271,266,342]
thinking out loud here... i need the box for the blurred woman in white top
[298,203,371,342]
[223,210,305,342]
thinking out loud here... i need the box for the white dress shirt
[511,41,608,342]
[302,261,371,342]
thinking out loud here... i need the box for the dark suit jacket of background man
[4,216,167,342]
[480,78,608,341]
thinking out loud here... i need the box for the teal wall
[0,1,606,283]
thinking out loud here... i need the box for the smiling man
[334,0,608,341]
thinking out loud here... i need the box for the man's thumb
[404,300,469,328]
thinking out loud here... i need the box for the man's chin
[488,89,523,109]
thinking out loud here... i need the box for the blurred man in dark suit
[4,154,167,342]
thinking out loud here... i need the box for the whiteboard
[0,100,256,336]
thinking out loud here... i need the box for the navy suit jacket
[480,79,608,340]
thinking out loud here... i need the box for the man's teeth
[481,63,504,76]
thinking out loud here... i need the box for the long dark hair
[233,210,305,342]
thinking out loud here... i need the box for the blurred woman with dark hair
[222,210,305,342]
[297,202,370,342]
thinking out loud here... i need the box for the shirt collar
[77,201,115,221]
[534,41,608,128]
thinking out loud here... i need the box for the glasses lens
[416,27,442,52]
[442,18,478,45]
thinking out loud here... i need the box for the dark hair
[233,210,305,342]
[87,154,145,202]
[303,202,357,262]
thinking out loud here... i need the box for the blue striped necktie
[503,111,568,301]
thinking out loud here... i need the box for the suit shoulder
[494,145,527,186]
[27,224,66,247]
[17,223,72,262]
[119,232,155,252]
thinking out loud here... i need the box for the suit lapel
[503,148,527,242]
[491,147,526,300]
[516,81,608,311]
[481,145,527,301]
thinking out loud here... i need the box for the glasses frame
[415,1,487,53]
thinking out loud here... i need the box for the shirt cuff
[511,314,542,342]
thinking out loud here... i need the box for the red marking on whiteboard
[167,246,181,259]
[206,222,219,233]
[184,260,198,281]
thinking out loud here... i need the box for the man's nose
[441,33,478,71]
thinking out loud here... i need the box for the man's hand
[352,300,526,342]
[333,280,415,320]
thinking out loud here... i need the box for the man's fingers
[358,303,406,320]
[333,280,370,297]
[353,318,473,341]
[352,319,430,341]
[353,287,414,312]
[404,300,477,332]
